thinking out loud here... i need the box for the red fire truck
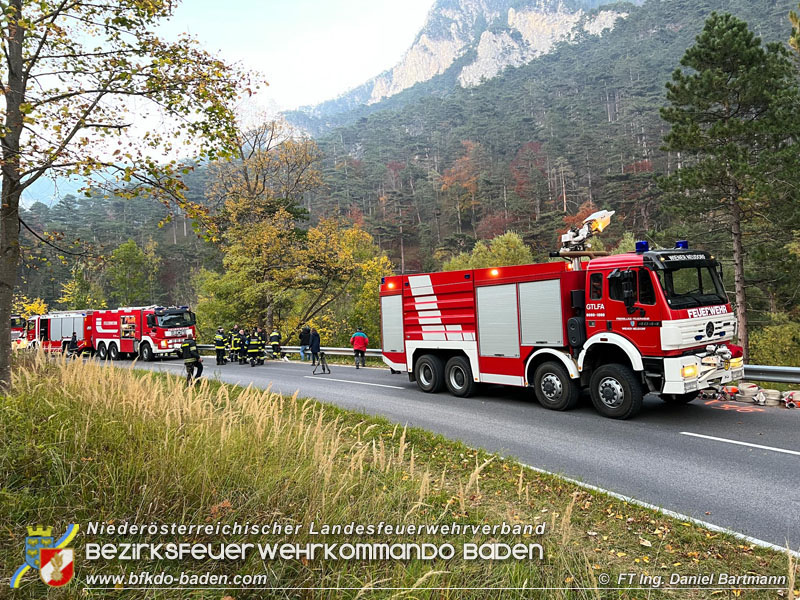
[27,305,196,360]
[89,305,196,360]
[380,212,744,419]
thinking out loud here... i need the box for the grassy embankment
[0,354,796,599]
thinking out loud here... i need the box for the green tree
[444,232,534,271]
[659,12,800,361]
[0,0,253,387]
[107,240,148,307]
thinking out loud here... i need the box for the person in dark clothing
[298,326,311,361]
[237,329,248,365]
[181,333,203,385]
[67,332,79,357]
[256,327,267,362]
[269,329,288,361]
[309,328,321,366]
[214,327,227,365]
[247,331,263,366]
[228,325,239,362]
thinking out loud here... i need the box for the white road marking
[519,462,800,558]
[303,376,403,389]
[680,432,800,457]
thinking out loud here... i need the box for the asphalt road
[125,356,799,551]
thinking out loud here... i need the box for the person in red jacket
[349,327,369,369]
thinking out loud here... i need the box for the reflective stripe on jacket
[181,339,200,363]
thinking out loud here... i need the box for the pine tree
[659,12,800,361]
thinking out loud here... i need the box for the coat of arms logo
[10,524,79,589]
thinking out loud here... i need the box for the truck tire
[97,342,107,360]
[661,392,699,404]
[533,361,580,411]
[589,363,643,419]
[415,354,444,393]
[445,356,475,398]
[108,343,119,361]
[139,342,154,362]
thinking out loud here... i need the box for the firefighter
[228,324,239,362]
[269,328,288,361]
[256,327,267,362]
[246,329,262,367]
[181,332,203,385]
[229,328,240,363]
[237,329,248,365]
[214,327,228,365]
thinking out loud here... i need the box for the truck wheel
[108,343,119,361]
[661,392,699,404]
[97,343,107,360]
[533,361,580,411]
[140,343,154,362]
[415,354,444,393]
[589,364,643,419]
[445,356,475,398]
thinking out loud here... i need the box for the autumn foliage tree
[207,117,321,229]
[0,0,254,386]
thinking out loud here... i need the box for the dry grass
[0,353,795,599]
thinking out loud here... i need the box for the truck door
[607,268,662,355]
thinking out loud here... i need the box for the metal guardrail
[743,365,800,385]
[197,344,382,358]
[198,344,800,384]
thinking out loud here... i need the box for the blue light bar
[675,240,689,249]
[635,241,649,254]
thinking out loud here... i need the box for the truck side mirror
[621,271,636,310]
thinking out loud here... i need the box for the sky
[161,0,436,111]
[21,0,435,206]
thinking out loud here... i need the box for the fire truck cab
[11,314,26,349]
[380,217,744,419]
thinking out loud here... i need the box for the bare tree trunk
[730,200,749,362]
[399,224,405,274]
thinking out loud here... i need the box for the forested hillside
[306,0,800,330]
[15,0,800,364]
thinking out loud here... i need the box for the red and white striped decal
[408,275,474,342]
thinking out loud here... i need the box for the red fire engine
[27,305,196,360]
[380,212,744,419]
[89,305,196,360]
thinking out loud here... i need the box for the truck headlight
[681,365,698,379]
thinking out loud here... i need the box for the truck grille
[661,313,736,350]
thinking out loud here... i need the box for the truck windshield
[156,311,196,328]
[655,266,727,309]
[11,317,25,328]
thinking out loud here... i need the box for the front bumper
[663,355,744,395]
[154,340,184,353]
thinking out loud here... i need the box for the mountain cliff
[288,0,639,131]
